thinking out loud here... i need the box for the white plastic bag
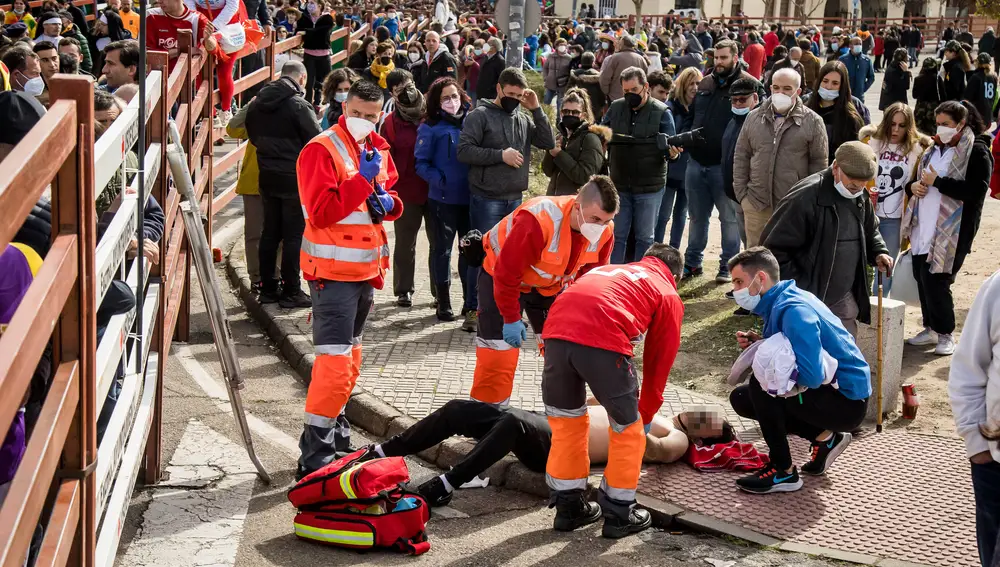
[217,23,247,54]
[888,250,920,307]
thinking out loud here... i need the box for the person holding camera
[733,68,828,247]
[601,66,675,263]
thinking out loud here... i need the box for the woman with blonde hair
[860,102,931,294]
[541,87,610,196]
[656,66,699,247]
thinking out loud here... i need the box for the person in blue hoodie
[374,4,399,41]
[726,246,871,495]
[415,77,476,330]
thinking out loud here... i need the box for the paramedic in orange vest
[470,175,617,407]
[295,80,402,478]
[542,243,684,539]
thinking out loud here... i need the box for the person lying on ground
[356,398,730,507]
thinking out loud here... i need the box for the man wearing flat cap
[761,141,893,336]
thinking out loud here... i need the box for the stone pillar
[856,296,906,423]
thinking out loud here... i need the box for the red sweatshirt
[542,256,684,425]
[493,210,612,324]
[296,118,402,288]
[763,31,779,57]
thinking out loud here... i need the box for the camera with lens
[657,127,704,150]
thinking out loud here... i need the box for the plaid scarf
[901,127,973,274]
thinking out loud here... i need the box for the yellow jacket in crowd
[225,104,260,196]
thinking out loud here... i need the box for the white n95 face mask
[770,93,792,112]
[576,206,605,244]
[346,116,377,141]
[936,125,958,144]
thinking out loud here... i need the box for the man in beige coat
[733,68,828,246]
[598,34,648,101]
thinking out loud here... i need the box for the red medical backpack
[287,449,431,555]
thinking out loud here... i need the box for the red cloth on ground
[542,256,682,425]
[297,116,402,288]
[684,440,769,472]
[492,211,612,324]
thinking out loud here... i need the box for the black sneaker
[279,289,312,309]
[725,290,735,299]
[354,445,380,464]
[259,289,280,304]
[602,508,652,539]
[733,307,752,316]
[551,491,602,532]
[396,293,412,307]
[682,265,703,280]
[416,476,453,508]
[736,465,803,494]
[801,432,852,476]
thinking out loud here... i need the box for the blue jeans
[427,199,476,311]
[544,87,564,113]
[655,178,688,249]
[684,162,740,273]
[469,194,521,306]
[972,460,1000,567]
[873,216,901,295]
[611,189,664,264]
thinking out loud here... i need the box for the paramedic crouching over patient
[726,247,871,494]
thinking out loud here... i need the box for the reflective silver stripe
[380,243,390,258]
[302,205,309,219]
[304,412,339,428]
[340,210,372,225]
[607,413,640,434]
[302,237,380,262]
[470,394,510,408]
[530,265,555,280]
[600,477,637,502]
[524,198,565,253]
[316,343,353,356]
[325,129,358,174]
[488,225,501,255]
[547,474,587,492]
[475,337,513,351]
[351,335,363,345]
[545,404,587,418]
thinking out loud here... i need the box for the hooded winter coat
[245,76,322,197]
[598,48,648,101]
[541,122,611,196]
[568,67,606,121]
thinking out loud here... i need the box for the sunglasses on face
[731,96,751,104]
[561,109,582,117]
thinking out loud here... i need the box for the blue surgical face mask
[851,45,862,55]
[731,105,750,115]
[818,86,839,101]
[732,275,762,311]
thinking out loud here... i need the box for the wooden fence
[0,19,368,567]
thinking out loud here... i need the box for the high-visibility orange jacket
[297,118,402,288]
[483,195,613,297]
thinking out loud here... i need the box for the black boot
[436,282,455,321]
[550,490,602,532]
[602,508,652,539]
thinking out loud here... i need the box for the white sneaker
[934,334,955,356]
[906,327,938,346]
[214,109,233,128]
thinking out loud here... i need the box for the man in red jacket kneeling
[542,243,684,539]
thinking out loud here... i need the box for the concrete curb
[222,237,935,565]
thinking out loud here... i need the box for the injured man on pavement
[356,398,733,507]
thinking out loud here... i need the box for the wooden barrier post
[176,30,195,343]
[202,49,215,248]
[48,73,98,567]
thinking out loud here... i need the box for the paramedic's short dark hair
[348,79,385,103]
[644,244,683,281]
[105,39,140,68]
[386,68,412,92]
[727,246,780,283]
[577,175,618,214]
[648,70,672,92]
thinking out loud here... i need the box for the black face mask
[624,92,643,109]
[499,95,521,113]
[559,115,582,133]
[379,56,391,65]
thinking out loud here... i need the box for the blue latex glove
[502,320,527,348]
[359,149,382,182]
[643,422,652,435]
[375,192,395,213]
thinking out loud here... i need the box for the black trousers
[259,193,305,293]
[240,50,266,101]
[303,53,332,108]
[391,200,436,298]
[380,399,552,487]
[730,377,867,470]
[912,251,966,335]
